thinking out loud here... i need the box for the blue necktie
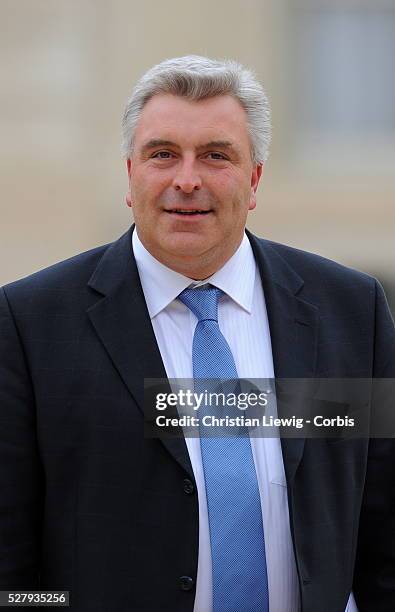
[179,285,269,612]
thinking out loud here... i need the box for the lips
[165,209,211,215]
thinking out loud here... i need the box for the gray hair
[121,55,271,164]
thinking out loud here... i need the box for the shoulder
[3,243,109,293]
[2,227,135,318]
[250,233,377,294]
[1,241,113,314]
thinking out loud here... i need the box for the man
[0,56,394,612]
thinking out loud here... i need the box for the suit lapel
[247,231,319,485]
[86,227,194,479]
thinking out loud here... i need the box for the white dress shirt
[132,228,357,612]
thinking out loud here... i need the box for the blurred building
[1,0,394,312]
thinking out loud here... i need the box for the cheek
[208,169,249,200]
[131,172,170,204]
[208,169,236,191]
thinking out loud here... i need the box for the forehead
[133,93,250,148]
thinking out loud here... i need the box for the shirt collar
[132,228,256,319]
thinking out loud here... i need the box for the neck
[138,237,244,280]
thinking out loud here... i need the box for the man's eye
[206,152,227,160]
[152,151,173,159]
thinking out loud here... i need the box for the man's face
[126,93,262,279]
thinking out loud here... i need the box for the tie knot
[178,285,222,322]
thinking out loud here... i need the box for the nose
[172,159,202,193]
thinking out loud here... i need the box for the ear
[126,158,132,208]
[248,163,263,211]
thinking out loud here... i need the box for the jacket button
[183,478,195,494]
[179,575,194,591]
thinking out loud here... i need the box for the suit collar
[246,229,304,296]
[87,227,134,296]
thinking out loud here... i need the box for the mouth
[164,208,212,217]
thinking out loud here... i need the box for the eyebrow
[140,138,238,154]
[140,139,177,153]
[197,140,235,151]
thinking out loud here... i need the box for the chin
[163,234,209,257]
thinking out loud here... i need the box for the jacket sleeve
[0,287,43,589]
[353,280,395,611]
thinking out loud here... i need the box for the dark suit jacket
[0,227,394,612]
